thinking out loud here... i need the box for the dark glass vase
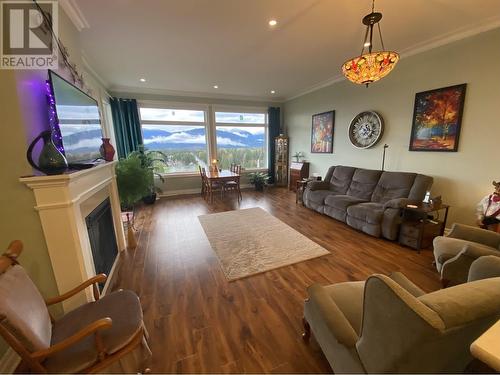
[26,130,68,175]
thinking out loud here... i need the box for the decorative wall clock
[348,111,384,149]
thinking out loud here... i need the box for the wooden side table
[296,177,321,205]
[398,203,450,252]
[296,180,308,204]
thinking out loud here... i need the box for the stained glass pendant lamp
[342,0,399,87]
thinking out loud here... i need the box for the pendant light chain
[377,23,386,51]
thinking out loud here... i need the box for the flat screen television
[48,70,103,164]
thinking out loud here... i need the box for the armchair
[303,265,500,373]
[433,223,500,286]
[0,240,151,373]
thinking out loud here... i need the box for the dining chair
[198,165,206,198]
[224,164,242,201]
[200,167,222,203]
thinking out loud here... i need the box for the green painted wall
[284,28,500,226]
[0,6,106,358]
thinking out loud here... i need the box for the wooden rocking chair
[0,241,151,373]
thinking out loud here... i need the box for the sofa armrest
[307,284,358,347]
[388,272,426,297]
[468,256,500,282]
[461,243,500,258]
[441,243,500,285]
[383,198,419,210]
[448,223,500,248]
[307,181,331,191]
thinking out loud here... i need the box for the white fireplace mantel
[20,161,126,312]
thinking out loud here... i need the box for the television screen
[49,70,102,163]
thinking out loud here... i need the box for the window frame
[138,101,269,176]
[213,105,269,172]
[138,100,210,176]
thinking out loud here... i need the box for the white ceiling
[73,0,500,101]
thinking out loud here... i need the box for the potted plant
[128,145,168,205]
[292,151,304,162]
[115,154,152,210]
[248,172,270,192]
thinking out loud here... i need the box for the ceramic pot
[26,130,68,175]
[99,138,115,162]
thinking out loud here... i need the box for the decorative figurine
[477,181,500,231]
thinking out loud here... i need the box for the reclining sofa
[303,165,433,240]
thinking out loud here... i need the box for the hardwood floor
[110,187,441,373]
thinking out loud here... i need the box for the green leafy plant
[115,154,152,210]
[248,172,270,191]
[128,145,168,196]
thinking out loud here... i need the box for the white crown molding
[59,0,89,31]
[285,18,500,102]
[81,52,110,92]
[109,84,284,104]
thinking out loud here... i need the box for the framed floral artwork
[311,110,335,153]
[409,84,466,152]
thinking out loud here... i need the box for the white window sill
[155,168,269,179]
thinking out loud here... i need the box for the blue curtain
[268,107,281,183]
[110,98,143,158]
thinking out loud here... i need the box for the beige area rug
[198,207,330,281]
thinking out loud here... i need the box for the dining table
[205,170,240,183]
[204,169,240,200]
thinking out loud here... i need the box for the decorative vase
[99,138,115,162]
[26,130,68,175]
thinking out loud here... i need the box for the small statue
[476,181,500,231]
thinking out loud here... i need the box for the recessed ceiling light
[269,19,277,26]
[213,85,219,89]
[271,90,276,94]
[139,78,146,82]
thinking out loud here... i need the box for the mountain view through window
[140,107,267,174]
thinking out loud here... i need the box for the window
[139,106,208,173]
[215,110,268,170]
[139,103,269,175]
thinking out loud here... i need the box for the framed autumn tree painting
[409,84,466,152]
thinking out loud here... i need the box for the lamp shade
[342,51,399,85]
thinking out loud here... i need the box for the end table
[399,203,450,252]
[296,180,308,205]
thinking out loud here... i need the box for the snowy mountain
[60,126,265,153]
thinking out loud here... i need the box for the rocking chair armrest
[45,274,107,306]
[30,317,113,361]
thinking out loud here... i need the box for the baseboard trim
[159,184,253,198]
[0,348,20,374]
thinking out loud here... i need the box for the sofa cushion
[325,195,367,212]
[347,169,382,200]
[347,202,384,225]
[371,172,417,204]
[306,190,336,205]
[329,166,356,194]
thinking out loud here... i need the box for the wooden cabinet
[289,162,309,192]
[274,135,289,187]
